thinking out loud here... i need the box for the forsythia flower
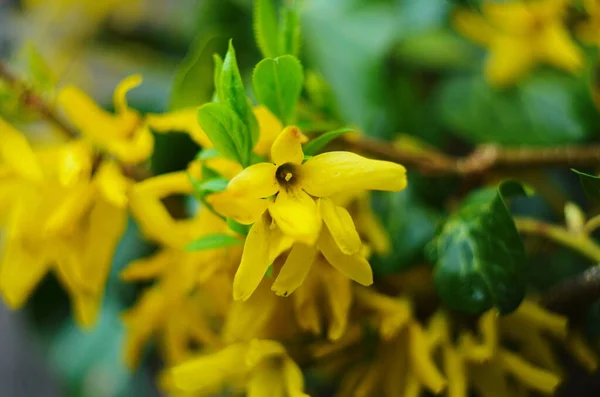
[578,0,600,47]
[453,0,583,86]
[170,339,308,397]
[0,118,130,328]
[210,126,406,300]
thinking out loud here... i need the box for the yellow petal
[233,214,273,301]
[44,183,95,235]
[408,322,447,394]
[496,349,561,394]
[107,125,154,164]
[271,126,307,165]
[485,37,536,86]
[171,344,248,393]
[354,193,391,255]
[483,2,533,34]
[319,198,361,255]
[245,339,287,367]
[272,243,317,297]
[228,162,279,198]
[248,361,285,397]
[72,291,101,330]
[208,190,269,225]
[539,25,583,73]
[318,227,373,286]
[566,331,598,372]
[322,264,352,340]
[120,249,174,281]
[57,86,116,141]
[509,300,567,339]
[292,268,322,335]
[114,74,142,114]
[0,117,43,182]
[94,160,130,207]
[56,141,93,187]
[301,152,407,197]
[452,9,495,46]
[443,345,467,397]
[146,108,213,148]
[283,358,309,397]
[269,189,321,245]
[253,105,283,157]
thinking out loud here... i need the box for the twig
[541,265,600,315]
[514,217,600,263]
[342,136,600,176]
[0,62,79,139]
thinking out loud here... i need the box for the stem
[585,214,600,235]
[541,265,600,315]
[0,61,79,139]
[342,137,600,176]
[515,217,600,263]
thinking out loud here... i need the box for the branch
[514,217,600,263]
[541,265,600,315]
[342,136,600,176]
[0,62,79,139]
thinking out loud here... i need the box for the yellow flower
[578,0,600,48]
[0,129,130,328]
[170,339,308,397]
[209,126,406,300]
[454,0,583,86]
[57,75,153,164]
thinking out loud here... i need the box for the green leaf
[198,178,229,193]
[23,43,55,90]
[303,128,353,155]
[185,233,242,251]
[197,102,250,166]
[279,7,301,57]
[227,218,251,236]
[212,54,224,102]
[220,41,260,149]
[438,72,598,146]
[253,55,304,125]
[572,169,600,201]
[430,181,528,314]
[170,34,225,110]
[197,147,221,161]
[254,0,280,58]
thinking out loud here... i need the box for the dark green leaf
[185,233,242,251]
[572,169,600,201]
[438,72,598,146]
[197,102,250,166]
[430,181,528,314]
[220,41,259,149]
[303,128,353,155]
[279,7,301,57]
[254,0,280,58]
[252,55,303,125]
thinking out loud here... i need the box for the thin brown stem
[341,136,600,176]
[0,61,79,139]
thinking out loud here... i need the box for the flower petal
[319,198,361,255]
[57,86,116,141]
[120,249,174,281]
[228,163,279,198]
[171,344,248,393]
[272,243,317,297]
[107,125,154,164]
[253,105,283,157]
[0,117,43,182]
[271,126,307,165]
[283,358,309,397]
[146,108,213,148]
[322,263,352,340]
[485,37,536,86]
[301,152,407,197]
[208,191,268,225]
[114,74,142,114]
[269,189,321,245]
[248,361,285,397]
[539,25,583,73]
[233,214,273,301]
[318,227,373,286]
[94,160,131,207]
[292,269,322,335]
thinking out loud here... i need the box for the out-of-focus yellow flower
[209,126,406,301]
[578,0,600,47]
[314,291,597,397]
[454,0,583,86]
[0,124,130,328]
[58,75,153,164]
[170,339,308,397]
[22,0,142,27]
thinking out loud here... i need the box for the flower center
[276,162,298,187]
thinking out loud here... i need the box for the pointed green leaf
[430,181,528,315]
[197,103,250,166]
[254,0,280,58]
[252,55,303,125]
[185,233,242,252]
[220,41,259,149]
[212,54,224,102]
[572,169,600,201]
[279,7,301,57]
[227,218,251,236]
[303,128,353,156]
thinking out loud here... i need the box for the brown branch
[541,265,600,315]
[0,61,79,139]
[341,136,600,176]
